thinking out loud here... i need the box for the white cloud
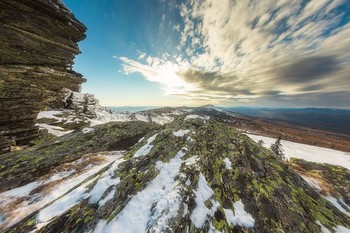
[118,0,350,107]
[118,56,197,95]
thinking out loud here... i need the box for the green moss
[85,208,94,216]
[84,215,93,223]
[26,218,36,226]
[212,219,228,231]
[75,218,82,224]
[204,199,213,209]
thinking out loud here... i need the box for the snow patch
[185,115,209,121]
[37,111,63,120]
[89,157,125,205]
[190,173,220,228]
[133,133,158,158]
[300,175,322,192]
[324,196,350,216]
[335,226,350,233]
[46,170,75,183]
[37,181,92,224]
[82,127,95,134]
[173,129,190,137]
[245,134,350,170]
[0,152,124,229]
[316,221,331,233]
[223,158,232,170]
[98,188,116,207]
[99,148,187,233]
[35,123,72,137]
[94,220,108,233]
[224,200,255,228]
[36,155,125,228]
[0,182,40,200]
[184,156,199,165]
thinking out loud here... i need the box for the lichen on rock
[1,119,349,233]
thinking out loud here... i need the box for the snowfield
[245,133,350,170]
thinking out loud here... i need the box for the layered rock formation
[35,88,113,135]
[59,88,108,118]
[0,0,86,152]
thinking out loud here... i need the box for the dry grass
[289,163,339,197]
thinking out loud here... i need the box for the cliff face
[0,0,86,152]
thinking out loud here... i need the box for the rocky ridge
[0,117,349,233]
[1,1,349,232]
[0,0,86,153]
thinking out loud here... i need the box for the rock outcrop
[0,0,86,153]
[35,88,113,135]
[1,118,349,232]
[59,88,107,118]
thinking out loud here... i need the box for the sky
[63,0,350,108]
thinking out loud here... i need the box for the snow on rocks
[184,156,199,166]
[133,133,158,158]
[223,157,232,170]
[300,174,350,217]
[37,111,63,121]
[223,200,255,228]
[245,133,350,170]
[36,154,125,228]
[300,175,323,192]
[185,115,210,121]
[37,180,92,224]
[335,226,350,233]
[324,196,350,216]
[82,127,95,134]
[98,188,116,207]
[98,148,188,233]
[0,151,124,229]
[173,129,190,137]
[149,114,174,125]
[316,221,331,233]
[35,123,72,137]
[190,173,220,228]
[316,221,350,233]
[88,171,121,204]
[90,111,174,126]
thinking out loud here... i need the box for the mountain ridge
[1,117,350,232]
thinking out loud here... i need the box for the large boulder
[0,0,86,153]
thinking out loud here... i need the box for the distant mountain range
[107,106,350,137]
[220,107,350,137]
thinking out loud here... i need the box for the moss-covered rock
[288,158,350,206]
[0,121,160,192]
[2,119,349,233]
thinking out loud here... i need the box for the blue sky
[63,0,350,108]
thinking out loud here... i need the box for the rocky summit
[0,116,349,233]
[0,0,86,152]
[1,1,350,233]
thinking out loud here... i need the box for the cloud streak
[118,0,350,107]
